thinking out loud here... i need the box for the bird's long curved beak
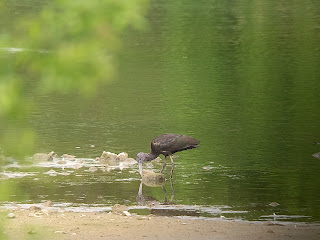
[138,162,143,177]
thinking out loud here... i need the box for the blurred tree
[0,0,148,160]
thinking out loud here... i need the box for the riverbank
[2,210,320,240]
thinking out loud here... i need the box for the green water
[1,0,320,222]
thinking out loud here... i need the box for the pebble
[7,213,15,218]
[88,167,98,172]
[62,154,76,161]
[29,206,42,211]
[44,200,53,207]
[269,202,280,207]
[122,211,131,217]
[57,160,67,165]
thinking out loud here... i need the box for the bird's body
[137,133,200,177]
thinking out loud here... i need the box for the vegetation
[0,0,148,159]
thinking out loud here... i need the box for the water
[1,0,320,222]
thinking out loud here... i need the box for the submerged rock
[62,154,76,161]
[312,152,320,159]
[142,170,166,186]
[269,202,280,207]
[32,153,53,163]
[88,166,98,172]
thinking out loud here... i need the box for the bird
[136,133,200,177]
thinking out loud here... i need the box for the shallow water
[1,0,320,222]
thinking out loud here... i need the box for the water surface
[1,0,320,222]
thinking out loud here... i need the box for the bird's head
[136,152,148,177]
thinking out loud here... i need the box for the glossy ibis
[136,133,200,177]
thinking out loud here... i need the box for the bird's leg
[160,156,167,173]
[169,155,174,179]
[169,170,175,203]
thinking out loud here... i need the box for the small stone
[7,213,15,218]
[29,206,42,211]
[88,167,98,172]
[32,153,53,163]
[122,211,131,217]
[46,169,57,174]
[73,164,82,169]
[43,201,53,207]
[57,160,67,165]
[62,154,76,161]
[312,152,320,159]
[48,151,58,158]
[269,202,280,207]
[112,204,128,214]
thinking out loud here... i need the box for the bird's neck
[144,152,159,163]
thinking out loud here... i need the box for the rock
[62,154,76,161]
[72,164,82,169]
[57,160,67,164]
[46,169,57,175]
[43,200,53,207]
[117,152,128,161]
[122,210,131,217]
[32,153,53,163]
[88,166,98,172]
[0,174,9,181]
[7,213,15,218]
[269,202,280,207]
[121,158,137,166]
[142,170,166,186]
[112,204,128,215]
[48,151,58,158]
[100,151,118,165]
[29,206,42,211]
[312,152,320,159]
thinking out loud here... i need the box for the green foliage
[0,0,149,160]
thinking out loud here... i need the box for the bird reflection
[136,173,175,206]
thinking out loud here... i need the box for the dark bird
[136,133,200,177]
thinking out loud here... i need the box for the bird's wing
[151,133,199,155]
